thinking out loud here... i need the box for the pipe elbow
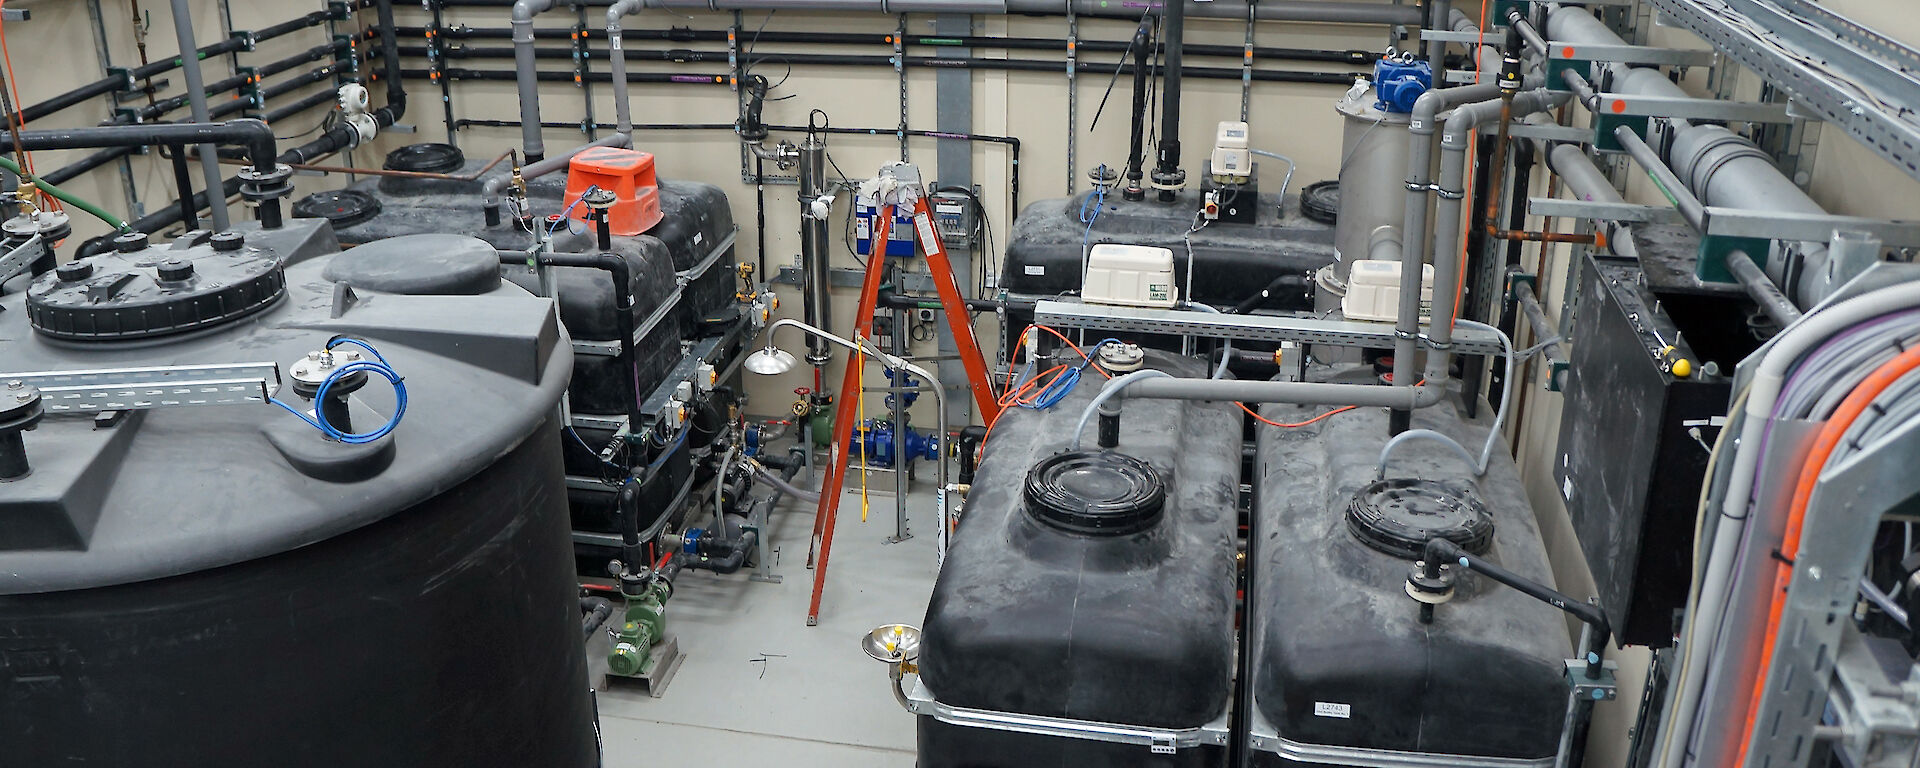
[225,118,279,169]
[511,0,556,25]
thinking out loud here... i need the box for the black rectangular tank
[1249,384,1571,765]
[917,350,1240,768]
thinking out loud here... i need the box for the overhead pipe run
[443,0,1421,24]
[401,23,1371,65]
[283,0,409,164]
[0,120,292,231]
[1545,3,1837,307]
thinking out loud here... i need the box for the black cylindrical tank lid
[1346,478,1495,560]
[1301,180,1339,225]
[24,239,284,341]
[292,189,384,228]
[384,142,466,174]
[1024,450,1167,535]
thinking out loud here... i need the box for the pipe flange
[0,381,44,433]
[237,163,295,203]
[1149,169,1188,191]
[1406,560,1456,604]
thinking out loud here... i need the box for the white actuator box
[1342,259,1433,323]
[1211,121,1252,180]
[1083,243,1179,308]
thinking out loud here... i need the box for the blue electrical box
[854,194,919,258]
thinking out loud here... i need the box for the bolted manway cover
[1345,477,1495,560]
[25,231,283,341]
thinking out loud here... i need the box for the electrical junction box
[1210,121,1253,182]
[854,192,918,258]
[1341,259,1432,322]
[1083,243,1179,308]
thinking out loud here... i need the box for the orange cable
[1240,402,1357,429]
[1735,343,1920,765]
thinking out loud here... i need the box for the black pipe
[497,250,642,431]
[1231,272,1312,313]
[581,596,615,636]
[8,6,337,127]
[395,44,1355,84]
[1122,19,1153,201]
[876,285,1019,313]
[168,145,200,231]
[614,480,645,568]
[399,24,1369,64]
[1153,0,1187,202]
[956,426,987,486]
[1487,140,1536,412]
[1422,537,1612,676]
[281,0,408,164]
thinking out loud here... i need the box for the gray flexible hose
[750,461,821,504]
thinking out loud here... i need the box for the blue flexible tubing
[270,337,408,444]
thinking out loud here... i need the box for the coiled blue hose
[271,337,409,444]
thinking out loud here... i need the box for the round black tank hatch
[25,235,284,341]
[1024,450,1167,535]
[384,142,466,174]
[323,233,503,296]
[293,189,384,228]
[1346,478,1495,559]
[1301,180,1339,225]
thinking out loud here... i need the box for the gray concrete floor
[594,468,939,767]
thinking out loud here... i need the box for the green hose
[0,156,133,233]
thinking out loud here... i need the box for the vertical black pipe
[1487,140,1535,412]
[1152,0,1186,203]
[1121,19,1152,202]
[168,145,201,231]
[1458,138,1496,419]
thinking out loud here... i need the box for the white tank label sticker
[1313,702,1352,719]
[1024,265,1045,276]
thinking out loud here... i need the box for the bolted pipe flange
[288,349,368,401]
[236,163,296,203]
[0,380,45,482]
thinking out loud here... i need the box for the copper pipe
[1485,225,1602,246]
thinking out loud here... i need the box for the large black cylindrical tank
[918,351,1240,768]
[1248,387,1570,765]
[0,229,597,767]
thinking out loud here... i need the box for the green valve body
[607,579,671,678]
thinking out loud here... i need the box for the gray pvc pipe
[1449,9,1504,76]
[169,0,231,231]
[1389,88,1569,414]
[1729,249,1803,327]
[513,0,560,162]
[609,0,644,137]
[1120,375,1443,410]
[1547,4,1830,307]
[1393,81,1500,393]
